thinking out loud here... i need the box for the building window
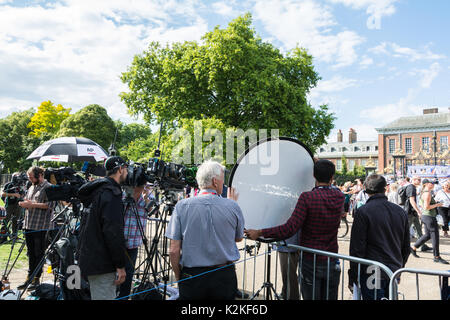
[441,136,448,151]
[375,146,378,151]
[422,137,430,152]
[366,146,370,151]
[331,147,336,152]
[354,146,360,152]
[405,138,412,154]
[320,148,325,153]
[389,139,395,154]
[361,159,367,166]
[336,160,342,171]
[349,159,355,171]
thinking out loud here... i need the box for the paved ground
[3,215,450,300]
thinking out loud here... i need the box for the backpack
[398,185,408,205]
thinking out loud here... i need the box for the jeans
[437,207,449,232]
[117,247,138,299]
[414,215,440,257]
[24,229,47,279]
[278,251,300,300]
[300,258,341,300]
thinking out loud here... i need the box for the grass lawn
[0,236,28,271]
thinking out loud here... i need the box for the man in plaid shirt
[245,159,344,300]
[117,181,154,299]
[17,166,56,290]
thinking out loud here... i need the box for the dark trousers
[117,247,139,299]
[359,272,390,300]
[414,215,440,257]
[5,204,21,236]
[24,229,47,279]
[408,213,423,238]
[437,207,449,232]
[178,264,237,300]
[279,251,300,300]
[300,258,341,300]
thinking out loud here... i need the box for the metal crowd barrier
[389,268,450,300]
[235,239,394,300]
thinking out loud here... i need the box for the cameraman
[117,180,154,299]
[77,156,128,300]
[1,172,24,239]
[17,166,56,291]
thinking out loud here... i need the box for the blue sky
[0,0,449,143]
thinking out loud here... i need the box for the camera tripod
[16,200,81,300]
[128,191,174,300]
[250,239,282,301]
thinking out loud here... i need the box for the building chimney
[348,128,357,144]
[337,129,343,143]
[423,108,438,114]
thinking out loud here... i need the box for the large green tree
[0,109,43,172]
[28,100,71,138]
[120,13,335,151]
[56,104,116,150]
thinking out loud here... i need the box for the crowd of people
[1,157,449,301]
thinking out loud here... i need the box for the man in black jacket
[348,174,410,300]
[77,156,128,300]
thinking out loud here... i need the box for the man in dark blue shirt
[348,174,410,300]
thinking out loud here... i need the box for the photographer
[245,159,344,300]
[17,166,56,291]
[117,181,154,300]
[77,156,128,300]
[165,160,244,300]
[1,172,25,239]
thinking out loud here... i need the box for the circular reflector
[229,137,315,230]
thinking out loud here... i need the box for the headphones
[32,167,43,180]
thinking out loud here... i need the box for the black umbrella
[27,137,109,163]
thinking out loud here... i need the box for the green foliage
[339,155,348,175]
[114,120,152,154]
[28,101,71,137]
[0,109,43,172]
[334,173,366,187]
[56,104,116,150]
[120,13,335,152]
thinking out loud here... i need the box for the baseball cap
[104,156,127,171]
[422,178,438,185]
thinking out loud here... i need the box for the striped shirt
[262,186,345,261]
[23,180,56,231]
[123,194,148,249]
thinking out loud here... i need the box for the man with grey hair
[165,159,245,300]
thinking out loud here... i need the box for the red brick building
[376,108,450,175]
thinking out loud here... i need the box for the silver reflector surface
[229,137,315,230]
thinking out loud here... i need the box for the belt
[184,262,234,270]
[212,261,233,269]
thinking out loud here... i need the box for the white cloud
[310,75,358,97]
[359,55,374,68]
[369,42,446,62]
[328,0,398,29]
[417,63,441,88]
[212,1,238,17]
[0,1,208,121]
[253,0,364,68]
[360,88,424,125]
